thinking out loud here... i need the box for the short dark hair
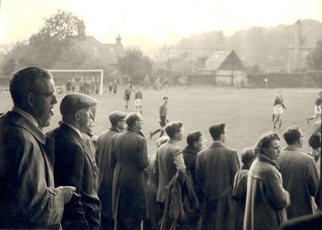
[283,126,302,145]
[165,121,183,139]
[254,132,280,155]
[241,147,256,165]
[10,67,52,106]
[209,123,225,140]
[125,112,141,127]
[186,131,202,147]
[163,96,168,100]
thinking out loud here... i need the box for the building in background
[287,20,315,72]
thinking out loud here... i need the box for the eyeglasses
[32,91,56,99]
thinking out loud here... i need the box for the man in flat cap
[196,123,240,230]
[47,93,101,230]
[111,112,149,230]
[0,67,75,229]
[96,111,127,230]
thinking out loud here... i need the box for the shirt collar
[12,106,38,127]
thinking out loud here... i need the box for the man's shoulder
[213,142,236,153]
[99,129,118,139]
[48,125,79,143]
[3,112,47,143]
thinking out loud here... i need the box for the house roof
[75,35,125,64]
[204,50,246,71]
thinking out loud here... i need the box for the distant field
[0,85,320,160]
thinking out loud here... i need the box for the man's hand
[57,186,77,204]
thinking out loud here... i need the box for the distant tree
[2,58,16,75]
[117,47,153,83]
[251,64,261,73]
[195,55,209,72]
[306,39,322,71]
[28,10,81,68]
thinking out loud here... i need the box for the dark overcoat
[96,127,119,220]
[195,141,240,230]
[111,127,149,222]
[276,146,319,219]
[48,123,101,230]
[182,145,199,186]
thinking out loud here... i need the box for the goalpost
[47,69,104,96]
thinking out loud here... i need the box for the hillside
[170,19,322,72]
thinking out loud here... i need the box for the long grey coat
[154,139,187,203]
[0,111,65,229]
[276,146,319,219]
[195,141,240,230]
[111,127,149,222]
[244,154,290,230]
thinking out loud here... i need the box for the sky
[0,0,321,49]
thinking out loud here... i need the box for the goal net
[47,69,104,96]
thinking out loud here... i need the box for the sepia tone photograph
[0,0,321,229]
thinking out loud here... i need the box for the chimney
[116,34,122,45]
[77,20,86,41]
[293,20,301,71]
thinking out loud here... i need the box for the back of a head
[10,67,52,106]
[209,123,225,140]
[283,126,301,145]
[165,121,183,139]
[186,131,202,147]
[241,147,256,166]
[109,111,127,126]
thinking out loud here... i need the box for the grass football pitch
[0,85,320,161]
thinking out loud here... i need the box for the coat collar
[110,126,120,133]
[209,141,224,148]
[59,123,85,145]
[6,111,48,145]
[127,126,145,137]
[282,145,301,152]
[258,153,280,170]
[183,145,199,155]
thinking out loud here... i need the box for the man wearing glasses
[111,112,149,230]
[276,126,319,220]
[0,67,76,229]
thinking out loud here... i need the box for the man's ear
[74,111,81,121]
[27,92,35,107]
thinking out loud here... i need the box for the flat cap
[109,111,127,125]
[60,93,97,116]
